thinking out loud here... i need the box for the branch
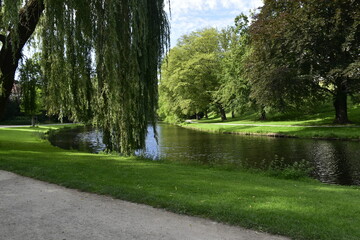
[0,0,44,63]
[317,85,335,95]
[308,76,335,96]
[17,0,45,48]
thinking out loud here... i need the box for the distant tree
[215,14,252,118]
[159,28,225,121]
[19,57,43,127]
[248,0,360,123]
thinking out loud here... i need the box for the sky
[165,0,264,47]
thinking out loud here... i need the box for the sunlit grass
[199,101,360,126]
[186,103,360,139]
[0,126,360,240]
[184,123,360,139]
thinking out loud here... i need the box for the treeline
[159,0,360,124]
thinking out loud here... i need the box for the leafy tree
[215,14,252,118]
[159,28,225,121]
[248,0,360,123]
[19,57,43,127]
[0,0,169,154]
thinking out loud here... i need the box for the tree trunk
[0,70,16,120]
[231,111,235,119]
[260,107,266,120]
[333,85,350,124]
[102,129,113,152]
[0,0,44,119]
[218,104,227,121]
[31,115,35,127]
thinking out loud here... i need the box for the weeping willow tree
[0,0,169,154]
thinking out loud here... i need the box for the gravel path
[0,170,288,240]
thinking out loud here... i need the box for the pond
[48,124,360,186]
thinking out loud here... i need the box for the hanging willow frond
[38,0,170,154]
[0,0,169,154]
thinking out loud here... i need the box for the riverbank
[181,104,360,140]
[1,126,360,240]
[182,122,360,140]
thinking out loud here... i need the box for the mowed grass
[199,101,360,125]
[185,123,360,139]
[0,126,360,240]
[186,102,360,139]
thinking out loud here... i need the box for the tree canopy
[0,0,170,154]
[215,14,251,117]
[159,18,253,122]
[248,0,360,123]
[159,1,360,124]
[159,28,223,122]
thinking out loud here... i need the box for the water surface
[49,124,360,185]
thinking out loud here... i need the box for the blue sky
[165,0,263,47]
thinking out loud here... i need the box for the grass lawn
[0,126,360,240]
[184,123,360,139]
[184,103,360,139]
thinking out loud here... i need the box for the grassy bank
[1,126,360,240]
[184,123,360,139]
[183,103,360,139]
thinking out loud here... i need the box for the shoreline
[181,123,360,141]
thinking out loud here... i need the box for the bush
[266,155,314,180]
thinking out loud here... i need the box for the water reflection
[48,124,360,185]
[310,142,358,185]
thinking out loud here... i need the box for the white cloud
[164,0,263,46]
[165,0,262,15]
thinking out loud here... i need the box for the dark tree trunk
[231,111,235,119]
[333,84,350,124]
[195,113,200,120]
[31,115,35,127]
[102,129,113,152]
[218,104,227,121]
[260,106,266,120]
[0,0,44,119]
[0,70,16,120]
[205,110,208,119]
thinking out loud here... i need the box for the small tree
[19,57,43,127]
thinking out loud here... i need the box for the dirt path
[0,170,288,240]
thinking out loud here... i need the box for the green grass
[201,101,360,125]
[184,102,360,139]
[1,126,360,240]
[184,123,360,139]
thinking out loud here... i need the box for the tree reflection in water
[49,124,360,186]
